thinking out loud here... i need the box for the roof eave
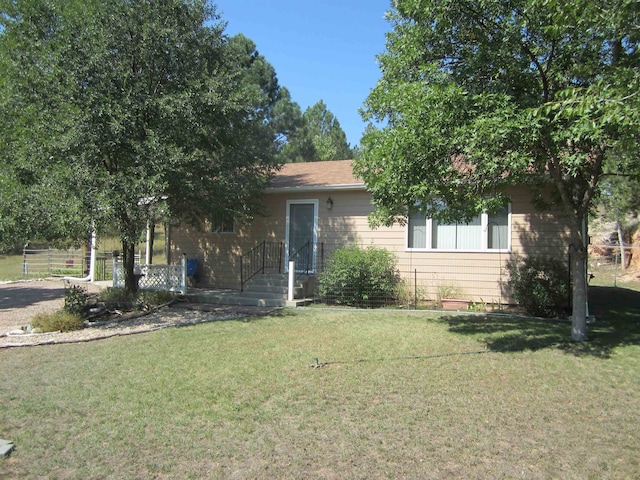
[265,183,366,194]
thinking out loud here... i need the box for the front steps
[185,273,313,308]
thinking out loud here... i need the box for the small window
[488,205,509,250]
[408,211,427,249]
[212,218,234,234]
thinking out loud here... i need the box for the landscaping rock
[0,439,15,458]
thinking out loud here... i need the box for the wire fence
[307,242,640,311]
[310,270,507,312]
[308,245,512,312]
[588,243,640,287]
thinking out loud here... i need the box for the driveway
[0,280,102,331]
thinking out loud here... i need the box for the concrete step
[245,275,289,287]
[187,290,286,307]
[285,298,315,307]
[243,283,289,293]
[185,273,313,308]
[243,284,303,296]
[241,290,289,299]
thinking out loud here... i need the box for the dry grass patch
[30,310,85,333]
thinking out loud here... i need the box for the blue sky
[216,0,392,148]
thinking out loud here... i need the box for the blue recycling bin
[186,258,199,283]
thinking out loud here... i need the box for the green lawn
[0,253,26,280]
[2,303,639,479]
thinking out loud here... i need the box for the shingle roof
[268,159,365,191]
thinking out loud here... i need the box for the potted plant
[436,284,470,311]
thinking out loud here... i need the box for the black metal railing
[289,241,313,278]
[289,241,325,283]
[240,241,283,291]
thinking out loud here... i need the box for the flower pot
[441,298,470,311]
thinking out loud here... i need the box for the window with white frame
[407,204,510,251]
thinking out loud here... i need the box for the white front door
[286,200,318,272]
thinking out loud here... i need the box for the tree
[356,0,640,340]
[281,100,354,162]
[303,100,353,161]
[0,0,286,292]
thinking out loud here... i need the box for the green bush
[97,287,174,308]
[138,290,175,306]
[32,311,85,332]
[505,254,569,317]
[318,245,400,308]
[64,284,90,318]
[97,287,135,303]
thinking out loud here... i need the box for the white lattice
[113,260,186,293]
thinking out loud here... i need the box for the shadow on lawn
[445,286,640,358]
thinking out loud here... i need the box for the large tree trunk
[570,243,588,341]
[122,240,139,295]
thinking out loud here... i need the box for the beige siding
[171,186,571,302]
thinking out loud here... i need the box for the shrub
[32,311,85,333]
[505,255,569,317]
[64,284,90,318]
[318,245,400,308]
[396,281,429,308]
[97,287,174,308]
[138,290,175,306]
[97,287,135,303]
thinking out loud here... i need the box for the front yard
[1,302,639,479]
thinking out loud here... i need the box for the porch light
[326,197,334,210]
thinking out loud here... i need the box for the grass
[1,304,639,479]
[0,253,26,280]
[589,258,640,291]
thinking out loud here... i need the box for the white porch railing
[113,256,187,293]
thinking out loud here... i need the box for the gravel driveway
[0,279,104,331]
[0,280,278,348]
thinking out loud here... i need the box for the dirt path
[0,279,102,331]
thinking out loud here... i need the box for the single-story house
[169,159,570,305]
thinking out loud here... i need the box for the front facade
[170,160,570,305]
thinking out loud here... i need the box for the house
[169,159,570,306]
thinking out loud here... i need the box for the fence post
[414,269,417,310]
[112,254,118,288]
[240,253,244,292]
[181,254,187,294]
[288,261,295,302]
